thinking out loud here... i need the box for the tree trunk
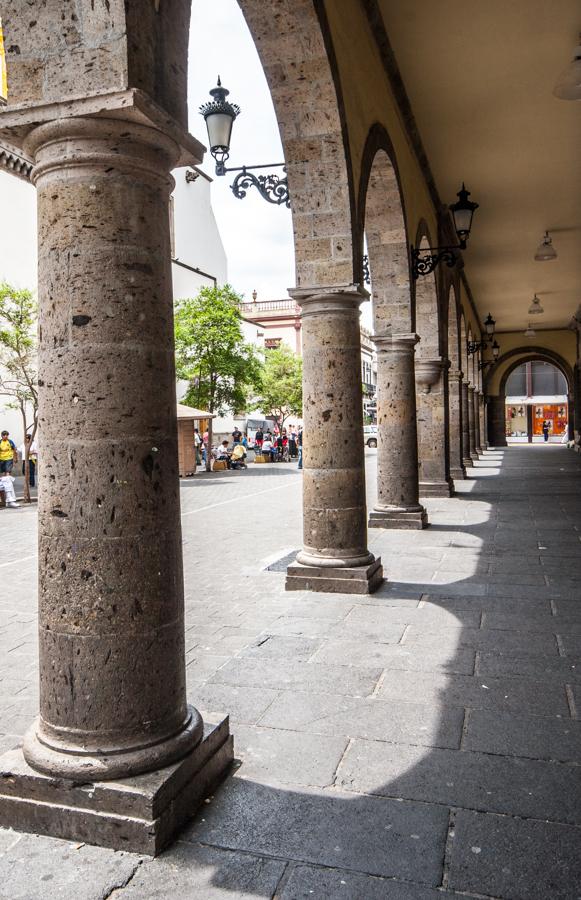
[20,404,30,503]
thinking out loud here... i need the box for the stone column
[461,381,474,467]
[487,394,508,447]
[286,285,383,593]
[416,358,453,497]
[474,389,483,454]
[467,385,478,460]
[449,369,467,480]
[0,116,232,854]
[369,334,428,529]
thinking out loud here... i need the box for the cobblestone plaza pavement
[1,446,580,899]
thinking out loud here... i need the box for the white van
[363,425,378,447]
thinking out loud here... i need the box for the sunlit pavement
[1,446,581,898]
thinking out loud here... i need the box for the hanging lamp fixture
[411,184,479,278]
[528,294,544,315]
[534,232,557,261]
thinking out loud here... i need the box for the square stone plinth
[369,508,428,530]
[419,481,453,498]
[0,719,233,856]
[286,558,383,594]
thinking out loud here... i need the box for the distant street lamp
[200,78,290,208]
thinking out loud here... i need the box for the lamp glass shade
[528,294,544,315]
[534,232,557,261]
[205,112,235,156]
[492,340,500,359]
[553,47,581,100]
[449,183,479,244]
[484,313,495,335]
[524,324,536,338]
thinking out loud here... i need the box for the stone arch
[356,123,411,334]
[487,348,574,447]
[236,0,355,287]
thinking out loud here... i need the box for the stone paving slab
[279,864,445,899]
[185,777,450,886]
[475,650,581,682]
[463,708,581,762]
[337,739,581,825]
[447,808,581,900]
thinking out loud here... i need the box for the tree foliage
[0,281,38,501]
[174,285,262,415]
[254,343,302,431]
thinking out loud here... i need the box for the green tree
[174,285,262,470]
[254,343,302,433]
[0,282,38,502]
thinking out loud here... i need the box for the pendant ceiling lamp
[524,323,536,338]
[534,232,557,261]
[553,36,581,100]
[528,294,544,315]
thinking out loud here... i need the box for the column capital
[373,332,419,353]
[450,368,464,381]
[415,357,449,393]
[289,283,369,317]
[467,384,476,394]
[1,89,203,168]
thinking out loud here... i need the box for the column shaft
[474,389,483,453]
[468,386,478,460]
[416,358,453,497]
[286,285,382,593]
[23,117,202,780]
[369,334,427,529]
[449,370,467,479]
[462,381,474,466]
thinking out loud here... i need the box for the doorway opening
[505,361,568,443]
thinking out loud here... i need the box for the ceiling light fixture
[553,35,581,100]
[524,323,536,338]
[534,231,557,262]
[528,294,544,315]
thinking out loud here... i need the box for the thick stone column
[461,381,474,467]
[487,394,508,447]
[0,116,232,854]
[369,334,428,529]
[416,358,453,497]
[286,285,383,593]
[468,386,478,460]
[479,394,488,450]
[449,369,467,479]
[474,389,483,454]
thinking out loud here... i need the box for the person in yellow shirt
[0,430,17,474]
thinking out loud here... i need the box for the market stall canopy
[177,403,214,420]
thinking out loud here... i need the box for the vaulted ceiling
[378,0,581,331]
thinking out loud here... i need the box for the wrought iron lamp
[200,78,290,207]
[411,184,479,278]
[468,313,497,355]
[478,340,500,370]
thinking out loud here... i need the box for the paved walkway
[0,446,580,899]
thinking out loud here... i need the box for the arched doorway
[505,360,569,443]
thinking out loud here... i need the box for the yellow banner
[0,18,7,104]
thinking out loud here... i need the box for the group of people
[0,430,38,509]
[254,427,302,463]
[213,427,249,470]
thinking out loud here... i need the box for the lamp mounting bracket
[411,243,465,279]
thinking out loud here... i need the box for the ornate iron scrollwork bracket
[362,254,371,286]
[411,245,459,279]
[230,167,290,208]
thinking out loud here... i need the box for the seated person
[0,474,20,508]
[230,443,247,469]
[213,440,231,468]
[261,437,275,461]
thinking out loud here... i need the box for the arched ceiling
[377,0,581,333]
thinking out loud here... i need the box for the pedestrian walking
[289,429,297,458]
[542,420,550,442]
[19,433,38,487]
[297,427,303,470]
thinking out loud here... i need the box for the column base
[450,466,467,480]
[0,718,233,856]
[469,452,479,461]
[462,457,474,468]
[419,480,453,498]
[369,507,428,530]
[286,557,383,594]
